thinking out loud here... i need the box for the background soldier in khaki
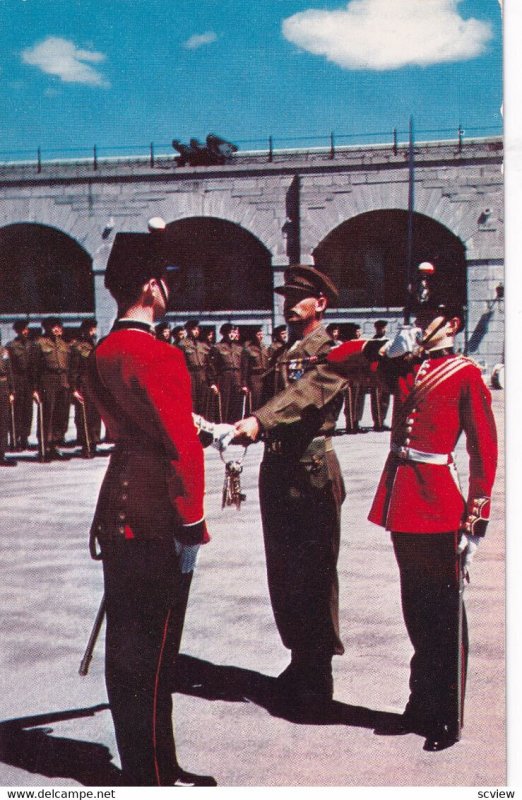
[6,319,35,451]
[240,326,269,412]
[234,266,351,706]
[171,325,186,350]
[155,322,172,343]
[179,319,210,415]
[344,323,367,434]
[266,324,288,398]
[368,319,391,431]
[209,323,243,423]
[71,318,102,457]
[33,317,72,461]
[0,342,16,466]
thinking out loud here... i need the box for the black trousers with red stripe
[101,539,192,786]
[391,532,468,737]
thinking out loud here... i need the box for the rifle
[79,595,106,676]
[8,395,16,451]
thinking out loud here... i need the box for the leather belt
[391,443,453,465]
[265,435,333,457]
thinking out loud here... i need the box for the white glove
[210,423,235,452]
[387,325,422,358]
[174,539,200,573]
[457,533,481,578]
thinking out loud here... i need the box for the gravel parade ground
[0,393,505,788]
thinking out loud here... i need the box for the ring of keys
[222,460,246,510]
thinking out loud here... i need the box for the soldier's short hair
[13,319,29,333]
[42,317,62,332]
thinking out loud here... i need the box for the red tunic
[368,353,497,534]
[87,326,208,544]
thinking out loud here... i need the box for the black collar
[112,319,155,335]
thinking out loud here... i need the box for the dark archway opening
[164,218,272,312]
[0,224,94,314]
[313,210,467,308]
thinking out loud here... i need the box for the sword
[345,383,355,431]
[79,595,106,676]
[78,396,92,456]
[34,396,46,462]
[8,395,16,451]
[241,391,248,420]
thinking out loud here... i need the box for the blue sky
[0,0,503,159]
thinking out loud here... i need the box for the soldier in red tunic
[367,299,498,751]
[86,227,217,786]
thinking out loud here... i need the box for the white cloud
[282,0,493,70]
[183,31,218,50]
[21,36,109,86]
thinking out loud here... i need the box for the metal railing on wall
[0,124,502,170]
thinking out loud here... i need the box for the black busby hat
[274,265,339,306]
[412,296,465,333]
[105,231,179,299]
[13,319,29,333]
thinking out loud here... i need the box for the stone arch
[163,217,273,311]
[0,223,94,314]
[313,210,467,308]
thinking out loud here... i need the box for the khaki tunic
[240,343,269,412]
[71,338,102,449]
[253,325,348,658]
[179,337,211,415]
[33,335,72,447]
[208,341,243,423]
[6,336,35,447]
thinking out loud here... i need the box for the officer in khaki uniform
[70,318,102,457]
[33,317,72,461]
[6,320,35,451]
[234,266,355,705]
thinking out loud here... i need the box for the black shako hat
[105,231,179,297]
[274,265,339,306]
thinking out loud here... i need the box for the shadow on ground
[174,653,402,729]
[0,657,407,785]
[0,704,123,786]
